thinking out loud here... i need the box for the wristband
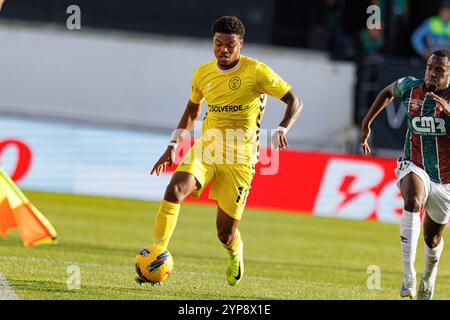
[275,126,288,135]
[168,142,178,149]
[170,128,187,144]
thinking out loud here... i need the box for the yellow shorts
[175,142,255,220]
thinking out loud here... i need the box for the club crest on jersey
[229,77,241,90]
[411,116,446,135]
[409,99,423,113]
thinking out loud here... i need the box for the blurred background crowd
[2,0,449,61]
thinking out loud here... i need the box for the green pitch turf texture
[1,190,450,300]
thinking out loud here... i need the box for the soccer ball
[135,245,174,284]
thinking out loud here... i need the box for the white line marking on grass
[0,256,98,267]
[0,256,398,295]
[0,273,21,300]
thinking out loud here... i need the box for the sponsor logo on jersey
[411,116,446,135]
[208,104,250,113]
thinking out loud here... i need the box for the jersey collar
[422,81,449,95]
[216,59,242,74]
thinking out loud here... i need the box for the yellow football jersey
[189,55,292,165]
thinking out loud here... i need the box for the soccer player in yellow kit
[150,16,303,286]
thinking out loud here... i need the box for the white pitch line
[0,255,398,294]
[0,273,21,300]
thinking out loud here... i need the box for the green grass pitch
[1,190,450,300]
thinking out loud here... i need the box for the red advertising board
[0,139,32,182]
[182,147,403,224]
[0,135,403,224]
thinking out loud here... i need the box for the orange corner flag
[0,168,57,247]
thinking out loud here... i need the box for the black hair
[211,16,245,39]
[432,49,450,59]
[440,0,450,9]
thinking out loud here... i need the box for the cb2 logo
[0,139,32,182]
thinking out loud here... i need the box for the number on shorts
[236,187,250,205]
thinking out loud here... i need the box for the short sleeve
[189,68,205,104]
[256,63,292,99]
[394,76,414,98]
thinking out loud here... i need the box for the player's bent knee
[403,197,422,212]
[217,230,233,246]
[424,234,441,249]
[164,183,187,203]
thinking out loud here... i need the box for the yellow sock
[222,229,242,255]
[153,200,180,250]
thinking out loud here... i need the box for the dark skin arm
[361,82,396,155]
[275,90,303,150]
[151,100,201,176]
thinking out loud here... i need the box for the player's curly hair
[212,16,245,39]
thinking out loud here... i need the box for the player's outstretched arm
[151,100,201,176]
[361,82,396,155]
[272,90,303,150]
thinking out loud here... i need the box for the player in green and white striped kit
[361,49,450,300]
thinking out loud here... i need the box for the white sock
[423,238,444,281]
[400,210,421,277]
